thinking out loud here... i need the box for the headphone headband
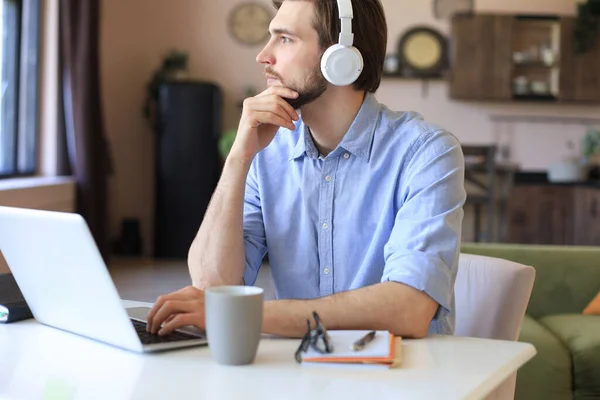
[336,0,353,19]
[337,0,354,47]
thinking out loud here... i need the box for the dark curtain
[58,0,112,262]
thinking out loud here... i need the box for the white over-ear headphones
[320,0,364,87]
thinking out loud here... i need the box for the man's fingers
[275,98,300,122]
[146,294,170,332]
[259,86,298,99]
[146,292,189,332]
[248,97,299,126]
[250,111,296,130]
[272,86,299,100]
[158,313,201,336]
[149,300,198,334]
[146,286,202,332]
[251,97,298,121]
[268,101,298,125]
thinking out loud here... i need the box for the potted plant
[583,127,600,180]
[143,49,189,128]
[219,129,237,160]
[574,0,600,54]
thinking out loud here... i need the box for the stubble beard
[266,64,329,110]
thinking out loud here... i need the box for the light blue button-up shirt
[242,93,466,334]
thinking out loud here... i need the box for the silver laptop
[0,206,207,353]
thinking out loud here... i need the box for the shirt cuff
[381,251,454,315]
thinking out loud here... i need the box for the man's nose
[256,42,275,65]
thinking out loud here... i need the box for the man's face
[256,1,328,110]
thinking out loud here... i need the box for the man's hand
[229,86,300,164]
[145,286,206,336]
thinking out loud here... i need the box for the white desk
[0,300,536,400]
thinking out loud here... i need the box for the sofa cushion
[539,314,600,400]
[515,314,573,400]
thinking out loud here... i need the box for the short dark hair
[272,0,387,93]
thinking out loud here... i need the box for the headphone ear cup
[321,44,363,87]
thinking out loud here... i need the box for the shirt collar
[289,93,381,162]
[289,123,319,161]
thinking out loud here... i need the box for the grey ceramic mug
[204,286,264,365]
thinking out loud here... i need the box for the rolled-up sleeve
[242,158,268,286]
[381,129,466,317]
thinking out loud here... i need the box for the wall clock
[229,3,273,46]
[433,0,474,20]
[397,26,448,78]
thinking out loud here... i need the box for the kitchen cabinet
[573,187,600,245]
[506,183,600,245]
[449,14,513,100]
[506,185,574,245]
[559,17,600,102]
[449,13,600,103]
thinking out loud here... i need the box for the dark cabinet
[573,187,600,245]
[506,184,600,245]
[449,14,513,100]
[559,17,600,102]
[450,14,600,103]
[154,81,223,259]
[506,185,574,245]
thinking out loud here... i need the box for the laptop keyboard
[131,319,201,345]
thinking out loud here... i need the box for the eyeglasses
[294,311,334,363]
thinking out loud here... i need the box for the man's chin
[285,90,327,110]
[285,97,310,111]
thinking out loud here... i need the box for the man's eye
[281,36,292,44]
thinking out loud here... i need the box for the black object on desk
[0,273,33,323]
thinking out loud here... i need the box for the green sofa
[461,243,600,400]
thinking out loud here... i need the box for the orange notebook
[301,330,401,368]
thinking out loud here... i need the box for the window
[0,0,40,178]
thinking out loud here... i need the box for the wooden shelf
[513,62,558,69]
[382,72,445,80]
[512,94,557,102]
[449,13,600,103]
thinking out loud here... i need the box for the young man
[146,0,466,339]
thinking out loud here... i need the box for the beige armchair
[454,253,536,400]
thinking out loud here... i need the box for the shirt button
[344,153,350,159]
[322,222,329,230]
[323,267,330,275]
[325,175,332,182]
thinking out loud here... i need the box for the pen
[351,330,376,351]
